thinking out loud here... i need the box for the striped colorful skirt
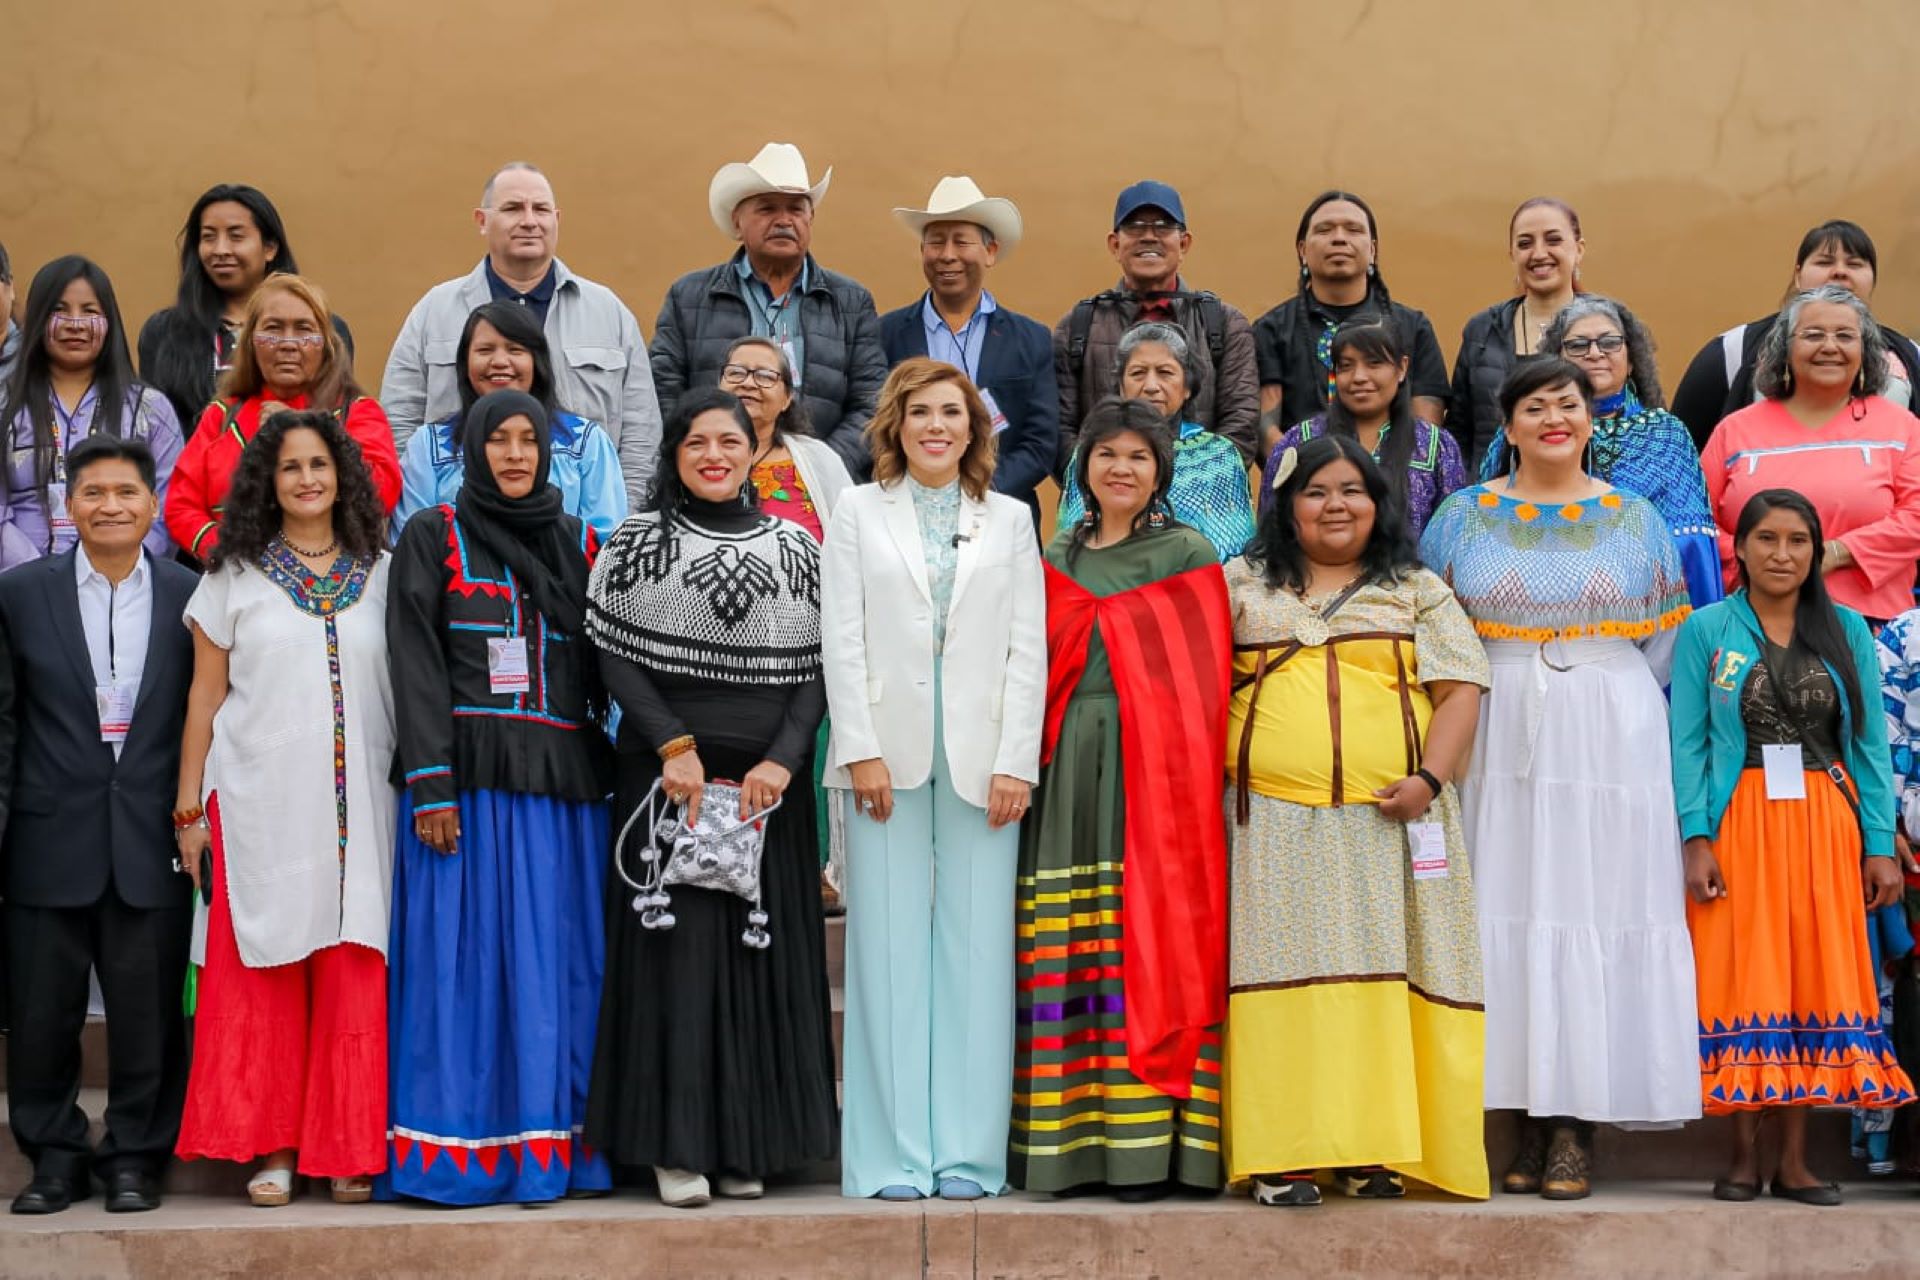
[1011,691,1223,1193]
[1689,768,1915,1113]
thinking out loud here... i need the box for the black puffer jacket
[649,251,887,476]
[1447,297,1521,476]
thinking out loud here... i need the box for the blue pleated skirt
[377,788,611,1204]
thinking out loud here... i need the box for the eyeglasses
[1117,218,1183,238]
[253,332,326,350]
[1560,334,1626,357]
[720,364,783,389]
[1794,328,1862,348]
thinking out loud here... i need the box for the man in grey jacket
[1051,180,1259,477]
[380,162,661,505]
[650,142,886,476]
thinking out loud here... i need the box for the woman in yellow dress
[1223,434,1491,1206]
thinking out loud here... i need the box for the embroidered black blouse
[388,504,612,815]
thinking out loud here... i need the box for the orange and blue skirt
[1689,768,1915,1113]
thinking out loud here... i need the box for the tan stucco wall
[3,0,1915,397]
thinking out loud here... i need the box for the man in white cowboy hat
[651,142,886,475]
[878,176,1057,520]
[1052,179,1259,478]
[380,162,661,506]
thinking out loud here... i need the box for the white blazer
[821,481,1046,807]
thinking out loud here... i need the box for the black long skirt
[583,741,838,1177]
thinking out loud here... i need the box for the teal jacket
[1669,589,1895,856]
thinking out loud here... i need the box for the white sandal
[247,1166,296,1207]
[330,1177,373,1203]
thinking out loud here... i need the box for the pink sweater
[1701,395,1920,619]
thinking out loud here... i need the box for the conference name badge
[1761,743,1806,801]
[488,636,530,694]
[1408,821,1449,880]
[979,388,1010,436]
[96,681,136,744]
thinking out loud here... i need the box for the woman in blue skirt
[380,389,612,1203]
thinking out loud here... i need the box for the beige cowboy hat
[893,176,1023,257]
[708,142,832,239]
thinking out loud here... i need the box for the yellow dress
[1221,560,1491,1197]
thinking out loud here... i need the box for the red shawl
[1041,560,1232,1099]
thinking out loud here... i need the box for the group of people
[4,143,1920,1221]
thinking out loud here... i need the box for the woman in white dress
[172,408,396,1206]
[1419,355,1700,1200]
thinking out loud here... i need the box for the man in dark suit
[2,436,198,1214]
[879,177,1058,521]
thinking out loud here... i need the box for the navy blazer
[0,550,198,910]
[879,297,1059,516]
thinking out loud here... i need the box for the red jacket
[165,393,403,559]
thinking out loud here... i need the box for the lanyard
[744,279,797,339]
[930,307,988,382]
[107,578,117,681]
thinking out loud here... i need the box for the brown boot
[1502,1116,1548,1194]
[1541,1122,1592,1200]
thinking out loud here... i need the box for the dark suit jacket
[0,550,197,910]
[880,297,1059,517]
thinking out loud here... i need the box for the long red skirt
[1689,768,1914,1114]
[175,794,388,1176]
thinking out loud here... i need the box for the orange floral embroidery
[1560,503,1586,522]
[1513,503,1540,523]
[1477,490,1499,508]
[1599,492,1623,510]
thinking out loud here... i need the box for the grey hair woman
[1541,294,1665,407]
[1700,283,1920,623]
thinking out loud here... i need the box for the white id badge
[780,339,802,387]
[980,388,1011,436]
[1762,743,1807,800]
[50,484,74,538]
[188,894,209,967]
[96,681,136,743]
[487,636,530,694]
[1408,822,1449,880]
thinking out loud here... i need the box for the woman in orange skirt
[1669,488,1913,1205]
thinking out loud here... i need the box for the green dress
[1010,522,1225,1193]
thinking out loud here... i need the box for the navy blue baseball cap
[1112,180,1187,230]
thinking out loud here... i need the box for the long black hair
[454,301,562,427]
[1295,190,1395,311]
[1247,434,1415,593]
[1786,219,1878,303]
[1322,319,1417,506]
[1732,489,1865,723]
[1066,397,1176,565]
[143,185,301,424]
[0,256,143,506]
[646,387,756,518]
[210,409,386,569]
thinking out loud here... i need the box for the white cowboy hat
[708,143,832,239]
[892,176,1023,257]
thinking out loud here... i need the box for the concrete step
[0,1086,1878,1209]
[3,1181,1918,1278]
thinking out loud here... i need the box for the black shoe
[1768,1178,1842,1206]
[103,1169,161,1214]
[11,1174,87,1215]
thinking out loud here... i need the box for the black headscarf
[454,390,589,636]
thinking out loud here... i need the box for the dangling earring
[1145,496,1170,530]
[739,484,755,510]
[1783,367,1794,395]
[1298,261,1311,289]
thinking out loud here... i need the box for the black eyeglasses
[1560,334,1626,357]
[720,364,783,388]
[1117,219,1184,238]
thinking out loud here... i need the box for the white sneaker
[715,1174,763,1199]
[654,1166,711,1208]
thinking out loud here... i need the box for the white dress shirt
[75,543,152,759]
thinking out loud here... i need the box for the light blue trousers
[839,667,1018,1198]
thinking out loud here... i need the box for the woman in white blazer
[724,336,855,909]
[822,357,1046,1202]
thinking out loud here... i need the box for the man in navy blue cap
[1049,180,1258,478]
